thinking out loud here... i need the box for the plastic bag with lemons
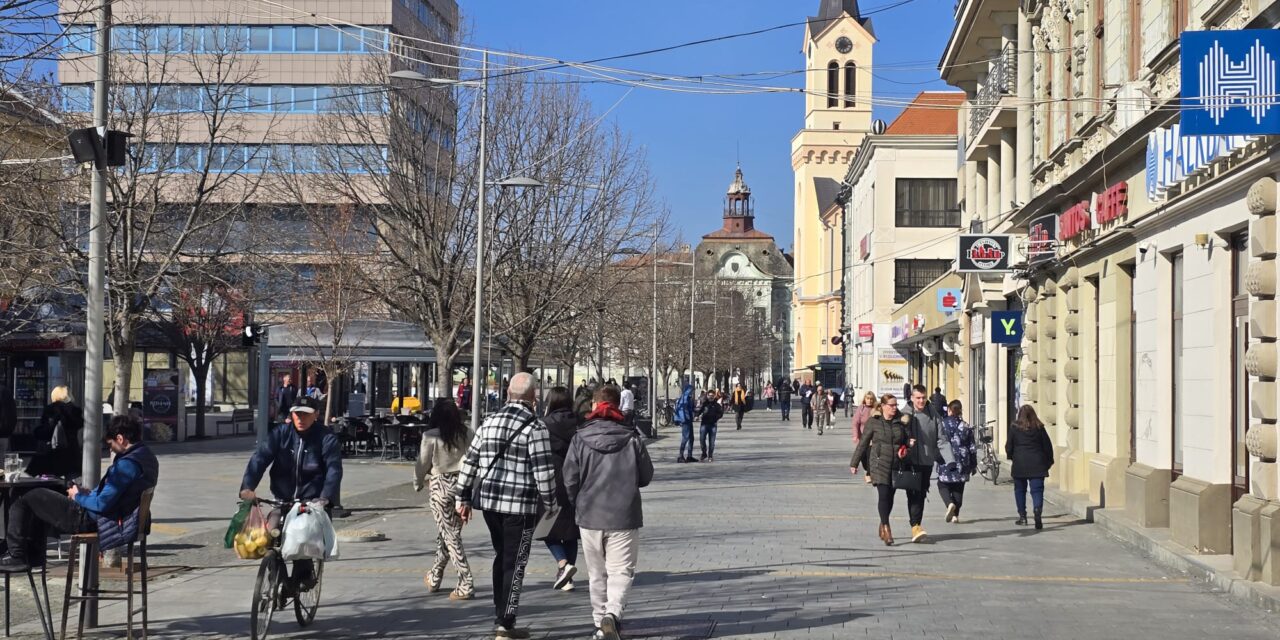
[227,501,273,560]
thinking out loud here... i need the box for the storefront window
[970,344,985,427]
[1172,251,1184,474]
[1231,232,1250,496]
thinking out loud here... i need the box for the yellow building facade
[790,0,874,382]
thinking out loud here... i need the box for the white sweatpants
[579,528,639,627]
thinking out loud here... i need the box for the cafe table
[0,476,69,639]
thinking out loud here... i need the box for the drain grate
[621,617,717,639]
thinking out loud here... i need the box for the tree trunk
[112,342,135,416]
[435,355,455,405]
[192,360,210,438]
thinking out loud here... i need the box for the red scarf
[586,402,626,423]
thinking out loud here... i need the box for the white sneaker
[553,563,577,590]
[560,578,576,591]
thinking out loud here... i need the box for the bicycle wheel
[251,551,282,640]
[659,410,671,430]
[294,560,324,626]
[982,451,1000,484]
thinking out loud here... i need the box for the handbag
[892,467,929,493]
[469,413,537,506]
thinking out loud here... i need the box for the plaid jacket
[454,401,556,515]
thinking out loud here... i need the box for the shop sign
[969,313,985,344]
[1058,181,1131,243]
[1095,182,1129,224]
[1027,214,1058,263]
[957,234,1012,273]
[1058,200,1092,241]
[859,233,871,260]
[1146,123,1257,202]
[891,316,911,343]
[1180,30,1280,136]
[857,323,874,340]
[991,310,1024,345]
[937,288,962,314]
[143,369,182,442]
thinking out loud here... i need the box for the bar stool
[60,488,153,640]
[1,559,54,639]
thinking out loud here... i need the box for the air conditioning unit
[920,338,938,359]
[942,334,959,353]
[1112,82,1151,132]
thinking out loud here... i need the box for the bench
[215,408,254,436]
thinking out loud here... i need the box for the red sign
[859,233,871,260]
[1058,200,1092,241]
[1096,181,1129,225]
[858,323,874,339]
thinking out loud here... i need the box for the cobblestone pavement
[13,410,1280,639]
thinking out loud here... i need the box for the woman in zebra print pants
[415,398,475,600]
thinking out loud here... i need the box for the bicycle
[976,420,1001,484]
[657,400,674,430]
[250,498,325,640]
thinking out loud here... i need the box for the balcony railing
[969,43,1017,140]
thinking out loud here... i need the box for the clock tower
[790,0,875,381]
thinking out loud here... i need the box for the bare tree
[31,24,280,413]
[155,277,247,438]
[486,81,659,373]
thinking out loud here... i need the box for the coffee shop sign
[1058,181,1130,242]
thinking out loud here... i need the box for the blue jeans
[545,538,577,566]
[679,422,695,459]
[1014,477,1045,515]
[780,399,791,420]
[700,423,718,458]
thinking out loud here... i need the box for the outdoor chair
[60,487,154,639]
[1,548,54,639]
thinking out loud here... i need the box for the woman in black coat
[28,385,83,479]
[850,394,909,546]
[540,386,582,591]
[1005,404,1055,529]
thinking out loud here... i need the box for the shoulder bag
[470,412,538,506]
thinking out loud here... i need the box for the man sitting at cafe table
[0,415,159,571]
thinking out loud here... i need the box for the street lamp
[390,64,543,432]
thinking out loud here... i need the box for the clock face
[835,37,853,54]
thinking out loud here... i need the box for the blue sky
[462,0,957,250]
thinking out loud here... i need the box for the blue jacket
[76,443,159,551]
[241,423,343,503]
[673,385,695,425]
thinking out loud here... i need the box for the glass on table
[3,454,21,479]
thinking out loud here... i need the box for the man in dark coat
[777,380,792,422]
[902,384,942,543]
[274,374,298,423]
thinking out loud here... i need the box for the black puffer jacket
[850,415,908,486]
[541,408,582,541]
[1006,423,1055,479]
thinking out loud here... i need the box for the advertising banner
[143,369,182,442]
[876,349,908,397]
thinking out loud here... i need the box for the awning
[265,319,438,363]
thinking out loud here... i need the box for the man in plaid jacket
[455,372,556,639]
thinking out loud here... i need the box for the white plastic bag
[280,502,339,561]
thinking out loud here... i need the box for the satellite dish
[871,119,886,135]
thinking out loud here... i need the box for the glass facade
[137,144,387,174]
[62,84,389,114]
[63,24,390,55]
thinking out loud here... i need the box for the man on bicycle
[239,395,342,597]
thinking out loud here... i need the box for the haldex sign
[1145,123,1256,202]
[1057,181,1130,242]
[957,234,1012,273]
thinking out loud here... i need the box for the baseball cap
[290,396,321,414]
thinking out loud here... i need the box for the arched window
[826,62,839,107]
[844,62,856,107]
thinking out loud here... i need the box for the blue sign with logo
[937,288,962,314]
[991,311,1023,345]
[1181,29,1280,135]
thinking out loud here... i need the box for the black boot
[1015,513,1027,526]
[1034,509,1043,530]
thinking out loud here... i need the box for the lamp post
[388,65,542,433]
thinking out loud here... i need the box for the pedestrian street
[8,410,1279,639]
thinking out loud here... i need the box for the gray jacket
[563,418,654,531]
[904,404,945,468]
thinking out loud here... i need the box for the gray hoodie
[904,403,945,468]
[562,418,654,531]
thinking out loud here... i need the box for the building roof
[812,177,842,220]
[808,0,874,39]
[883,92,965,136]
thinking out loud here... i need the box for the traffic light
[241,323,265,347]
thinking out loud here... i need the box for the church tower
[790,0,875,381]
